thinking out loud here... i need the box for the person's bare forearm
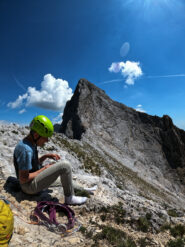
[28,166,47,180]
[38,154,48,164]
[19,165,50,184]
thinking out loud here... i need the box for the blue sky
[1,0,185,129]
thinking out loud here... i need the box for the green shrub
[99,206,109,213]
[79,226,87,234]
[137,237,148,247]
[79,226,93,238]
[74,188,91,198]
[113,202,126,224]
[167,209,178,217]
[93,226,136,247]
[86,229,93,238]
[137,216,150,232]
[145,213,152,220]
[99,202,126,225]
[94,226,126,245]
[125,238,137,247]
[167,238,185,247]
[100,214,106,222]
[170,224,185,238]
[160,223,171,232]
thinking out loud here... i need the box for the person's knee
[58,160,72,173]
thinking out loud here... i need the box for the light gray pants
[21,161,74,197]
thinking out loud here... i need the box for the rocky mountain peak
[60,79,185,175]
[60,78,108,139]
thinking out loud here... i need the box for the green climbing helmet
[30,115,54,137]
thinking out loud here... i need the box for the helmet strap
[30,131,41,146]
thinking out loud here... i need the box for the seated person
[13,115,87,205]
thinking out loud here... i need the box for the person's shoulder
[15,139,33,152]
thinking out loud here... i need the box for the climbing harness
[32,201,81,236]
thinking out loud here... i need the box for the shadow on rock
[3,176,59,203]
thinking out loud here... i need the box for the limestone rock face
[60,79,185,192]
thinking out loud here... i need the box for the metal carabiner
[56,224,67,234]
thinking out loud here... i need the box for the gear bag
[0,199,14,246]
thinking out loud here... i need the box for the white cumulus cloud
[7,93,28,109]
[108,60,143,85]
[135,104,146,113]
[7,74,73,112]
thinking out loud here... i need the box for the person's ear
[33,132,40,139]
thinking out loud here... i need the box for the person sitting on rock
[13,115,87,205]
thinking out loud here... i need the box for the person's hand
[44,163,54,170]
[46,153,61,161]
[39,153,61,165]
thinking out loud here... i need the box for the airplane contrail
[147,74,185,79]
[12,75,27,91]
[99,74,185,85]
[98,79,124,85]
